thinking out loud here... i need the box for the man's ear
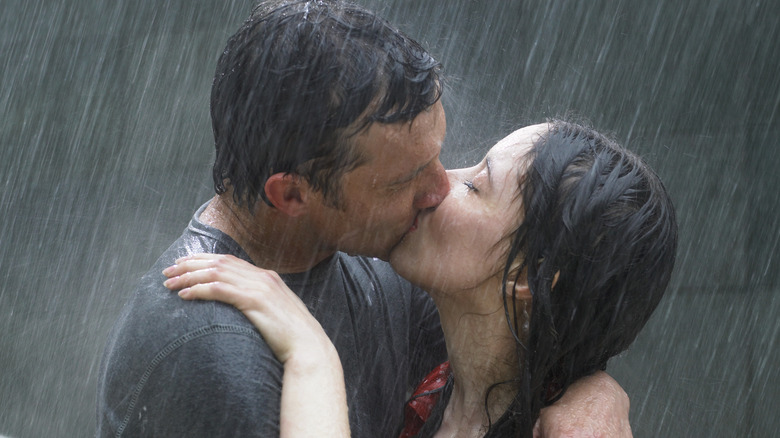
[264,173,309,217]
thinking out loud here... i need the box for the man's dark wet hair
[210,0,443,209]
[489,121,678,437]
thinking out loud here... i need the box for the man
[97,1,630,436]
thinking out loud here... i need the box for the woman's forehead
[494,123,549,150]
[487,123,548,170]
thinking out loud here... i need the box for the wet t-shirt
[96,202,446,437]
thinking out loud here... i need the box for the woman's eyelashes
[463,180,478,192]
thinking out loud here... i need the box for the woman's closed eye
[463,180,478,192]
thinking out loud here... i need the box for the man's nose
[413,161,450,210]
[445,168,461,186]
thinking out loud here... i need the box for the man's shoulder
[104,271,263,381]
[96,228,281,437]
[102,223,265,370]
[97,282,280,437]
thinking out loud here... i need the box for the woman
[163,121,677,437]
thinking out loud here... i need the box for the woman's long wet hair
[488,121,678,437]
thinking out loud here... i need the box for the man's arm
[534,371,632,438]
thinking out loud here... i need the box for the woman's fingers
[163,253,280,291]
[177,279,276,319]
[164,254,295,312]
[163,259,214,278]
[165,254,247,277]
[163,267,222,290]
[175,253,242,264]
[177,281,243,306]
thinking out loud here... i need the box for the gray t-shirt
[96,203,446,437]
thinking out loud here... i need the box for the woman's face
[389,123,548,294]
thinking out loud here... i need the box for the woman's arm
[163,253,350,438]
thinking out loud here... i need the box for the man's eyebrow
[390,157,434,186]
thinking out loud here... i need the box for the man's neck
[200,195,335,274]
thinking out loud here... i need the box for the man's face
[307,100,450,260]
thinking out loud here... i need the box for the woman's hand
[163,253,329,364]
[163,253,351,437]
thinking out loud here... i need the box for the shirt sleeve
[107,328,283,437]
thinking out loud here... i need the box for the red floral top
[398,361,452,438]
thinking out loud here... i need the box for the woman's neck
[431,288,522,438]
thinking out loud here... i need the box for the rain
[1,0,778,436]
